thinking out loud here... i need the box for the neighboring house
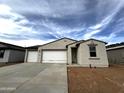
[106,43,124,64]
[24,45,40,62]
[0,42,25,63]
[25,38,109,67]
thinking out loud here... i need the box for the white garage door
[27,51,38,62]
[42,51,67,63]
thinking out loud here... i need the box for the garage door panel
[27,51,38,62]
[42,51,67,63]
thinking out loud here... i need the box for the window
[89,46,96,57]
[0,50,5,58]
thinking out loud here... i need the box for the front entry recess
[71,48,77,64]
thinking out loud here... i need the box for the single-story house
[0,42,25,63]
[25,38,109,67]
[106,43,124,64]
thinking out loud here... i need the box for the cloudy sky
[0,0,124,46]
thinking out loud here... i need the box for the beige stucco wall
[68,40,109,67]
[38,38,76,62]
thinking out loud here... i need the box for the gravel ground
[68,65,124,93]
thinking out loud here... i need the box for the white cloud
[83,0,124,40]
[1,0,124,18]
[0,18,33,35]
[96,0,124,19]
[0,0,124,45]
[92,33,124,45]
[0,4,24,21]
[107,36,124,44]
[41,19,86,39]
[0,4,44,46]
[0,4,38,37]
[112,17,124,33]
[0,4,11,13]
[83,30,100,39]
[0,39,52,47]
[0,0,87,18]
[92,33,116,41]
[83,15,113,39]
[89,24,102,30]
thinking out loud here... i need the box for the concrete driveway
[0,63,68,93]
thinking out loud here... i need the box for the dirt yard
[68,65,124,93]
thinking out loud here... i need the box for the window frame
[89,46,97,57]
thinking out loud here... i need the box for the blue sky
[0,0,124,46]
